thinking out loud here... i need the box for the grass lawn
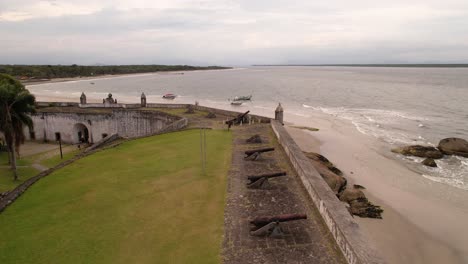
[0,153,38,193]
[0,129,232,264]
[0,146,80,193]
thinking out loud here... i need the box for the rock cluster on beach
[391,137,468,167]
[304,152,383,219]
[438,138,468,157]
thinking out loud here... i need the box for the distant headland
[0,64,231,83]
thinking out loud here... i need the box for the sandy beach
[285,112,468,264]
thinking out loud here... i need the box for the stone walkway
[223,123,346,264]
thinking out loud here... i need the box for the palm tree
[0,74,36,181]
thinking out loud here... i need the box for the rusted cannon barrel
[244,147,275,155]
[225,110,250,124]
[250,213,307,227]
[247,172,287,182]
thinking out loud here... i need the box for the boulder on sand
[438,138,468,158]
[303,152,343,176]
[303,152,346,194]
[391,145,444,159]
[422,158,437,167]
[339,187,383,219]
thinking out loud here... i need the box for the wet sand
[285,113,468,264]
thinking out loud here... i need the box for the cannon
[226,111,250,130]
[247,171,287,189]
[244,147,275,160]
[250,213,307,237]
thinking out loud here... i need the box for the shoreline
[23,68,239,86]
[30,93,468,263]
[285,113,468,264]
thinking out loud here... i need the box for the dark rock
[319,172,347,194]
[303,152,343,176]
[391,145,444,159]
[303,152,347,193]
[246,134,262,144]
[438,138,468,157]
[422,158,437,167]
[339,187,383,219]
[185,105,195,114]
[205,112,216,119]
[353,184,366,189]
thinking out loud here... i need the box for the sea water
[28,66,468,190]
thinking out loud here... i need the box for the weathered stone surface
[246,134,262,144]
[438,138,468,157]
[422,158,437,167]
[0,191,9,199]
[339,187,383,219]
[29,109,182,144]
[391,145,444,159]
[271,121,384,263]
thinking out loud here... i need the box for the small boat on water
[163,93,177,99]
[233,95,252,101]
[90,82,95,85]
[231,101,243,106]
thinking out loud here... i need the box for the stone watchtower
[275,103,284,125]
[80,92,87,104]
[141,92,147,107]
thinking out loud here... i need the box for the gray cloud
[1,0,468,65]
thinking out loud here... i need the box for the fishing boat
[233,95,252,101]
[231,101,243,106]
[163,93,177,99]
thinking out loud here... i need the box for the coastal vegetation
[0,74,36,180]
[0,129,232,264]
[0,64,230,80]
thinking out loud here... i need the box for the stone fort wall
[27,110,181,144]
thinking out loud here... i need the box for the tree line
[0,64,230,79]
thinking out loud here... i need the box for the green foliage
[0,74,36,179]
[0,65,231,79]
[0,129,232,264]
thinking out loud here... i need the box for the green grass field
[0,147,81,193]
[0,153,38,193]
[0,129,232,264]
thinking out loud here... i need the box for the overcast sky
[1,0,468,66]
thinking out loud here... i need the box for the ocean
[28,66,468,190]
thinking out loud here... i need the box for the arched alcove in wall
[72,123,90,144]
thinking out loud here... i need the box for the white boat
[233,95,252,101]
[231,101,243,106]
